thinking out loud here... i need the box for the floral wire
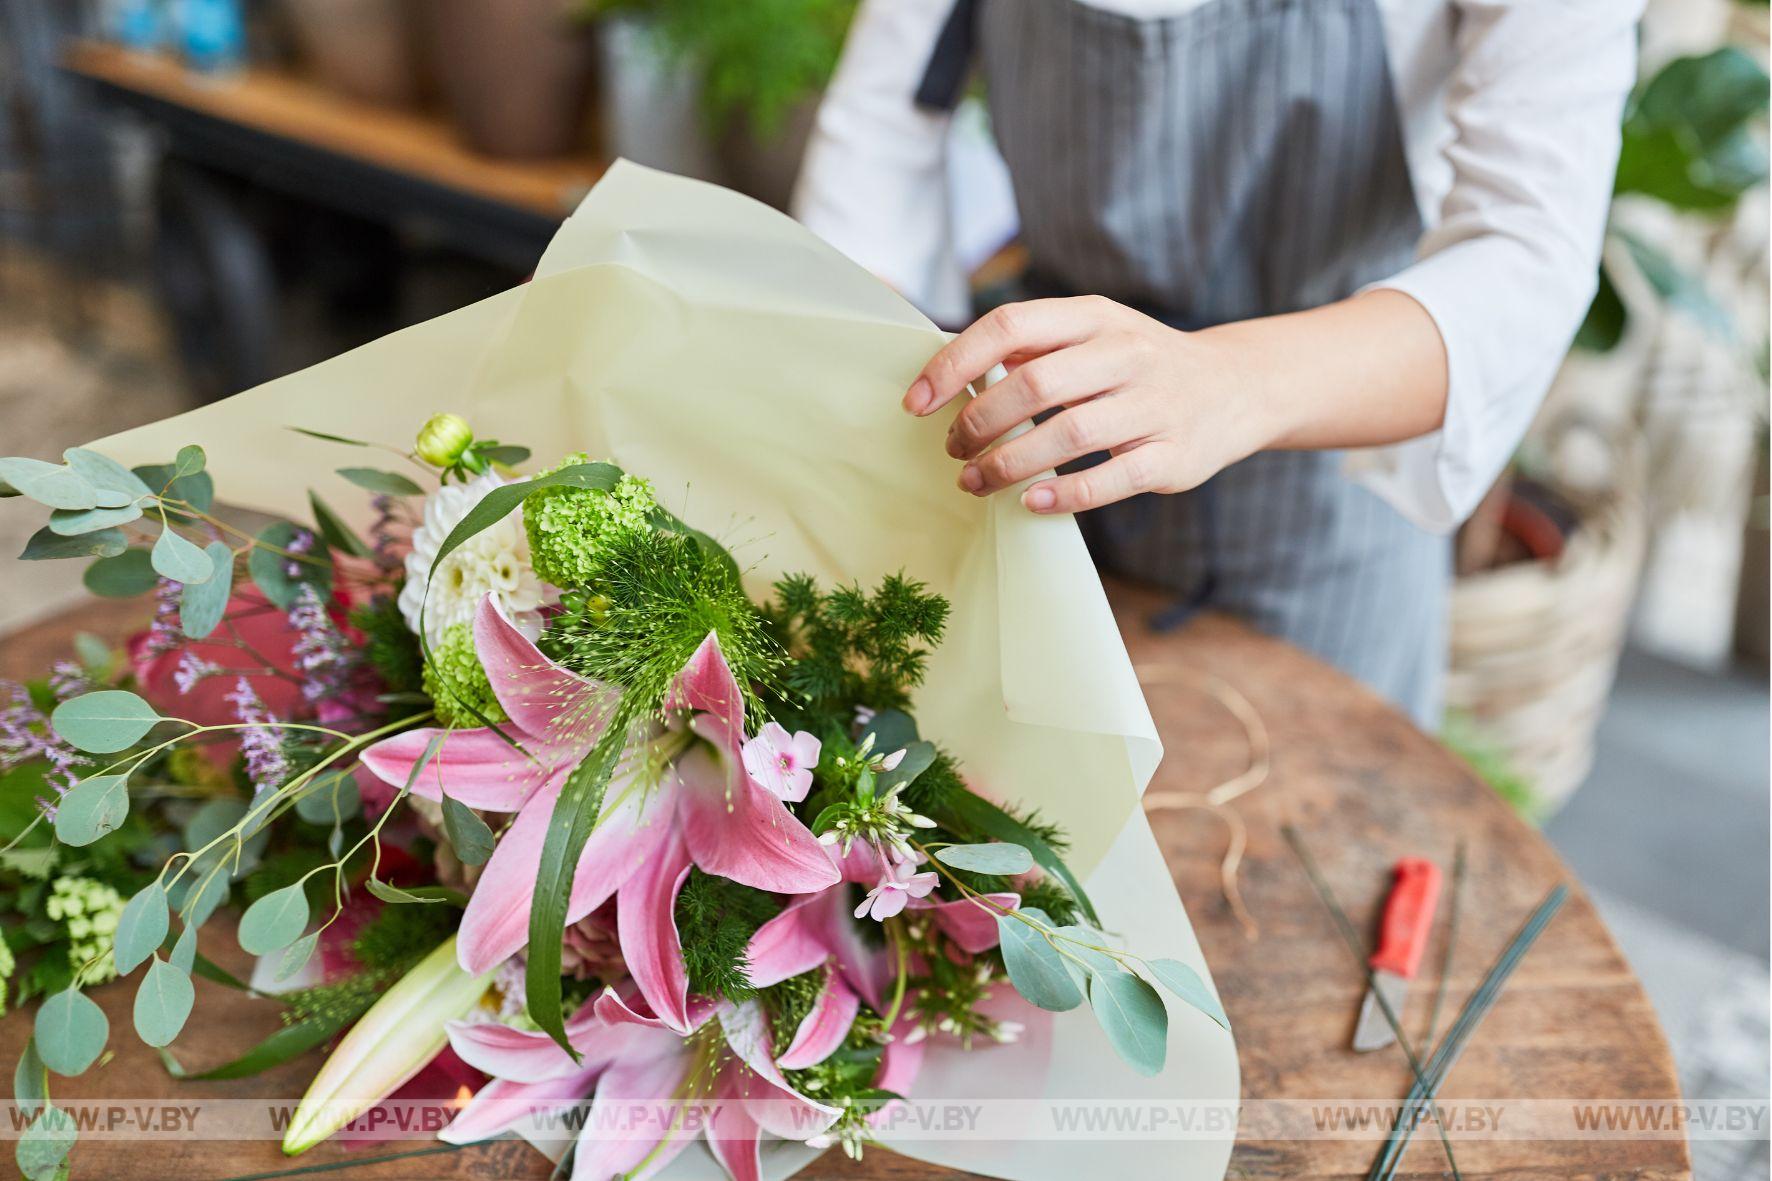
[1135,663,1269,940]
[1421,841,1467,1051]
[1279,824,1463,1181]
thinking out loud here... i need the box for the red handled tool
[1351,857,1442,1053]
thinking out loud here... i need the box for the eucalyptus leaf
[170,922,198,974]
[308,490,373,558]
[132,958,195,1047]
[479,444,531,466]
[0,457,103,511]
[73,633,112,676]
[293,771,360,824]
[64,448,152,499]
[1148,958,1230,1031]
[274,932,320,983]
[997,908,1083,1012]
[172,862,230,928]
[132,462,213,518]
[337,466,424,496]
[152,526,214,584]
[440,792,495,865]
[50,775,129,846]
[15,1103,75,1181]
[879,739,936,792]
[51,691,161,753]
[178,542,234,639]
[934,842,1034,875]
[173,445,207,479]
[931,790,1099,924]
[238,884,310,954]
[1089,970,1168,1077]
[14,1039,48,1116]
[21,526,127,561]
[860,709,920,758]
[114,882,170,976]
[33,988,108,1076]
[82,549,158,597]
[48,499,144,536]
[247,521,332,608]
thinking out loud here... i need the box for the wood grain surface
[0,587,1690,1180]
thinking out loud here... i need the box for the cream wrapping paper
[90,161,1238,1180]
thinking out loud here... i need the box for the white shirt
[792,0,1643,532]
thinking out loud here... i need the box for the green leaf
[478,444,531,466]
[179,542,234,639]
[1147,958,1229,1031]
[132,463,213,519]
[21,526,127,561]
[1089,969,1168,1076]
[528,726,625,1057]
[860,709,920,757]
[1617,228,1734,336]
[1618,48,1770,208]
[152,525,214,584]
[48,500,143,537]
[931,790,1099,925]
[73,633,112,675]
[337,467,424,496]
[238,884,310,954]
[160,1015,345,1081]
[51,775,130,845]
[248,521,332,609]
[274,932,319,982]
[440,792,495,865]
[64,448,151,499]
[114,883,170,976]
[0,457,105,511]
[934,842,1033,875]
[34,988,108,1076]
[172,862,230,928]
[132,958,194,1047]
[173,445,207,479]
[16,1103,75,1181]
[14,1039,48,1116]
[290,427,371,447]
[308,490,373,558]
[51,691,162,753]
[998,908,1083,1012]
[83,549,158,598]
[1574,264,1627,352]
[293,771,359,824]
[364,878,450,905]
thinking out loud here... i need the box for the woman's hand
[903,290,1449,514]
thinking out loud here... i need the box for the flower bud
[414,413,473,468]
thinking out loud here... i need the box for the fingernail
[1023,486,1056,512]
[959,465,983,493]
[905,378,933,415]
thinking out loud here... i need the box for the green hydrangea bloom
[47,876,124,987]
[523,454,658,589]
[423,622,507,729]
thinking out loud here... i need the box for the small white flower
[397,472,544,646]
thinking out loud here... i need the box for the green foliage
[522,455,658,590]
[1441,713,1540,820]
[280,973,383,1028]
[585,0,856,138]
[545,529,781,724]
[349,594,425,697]
[422,622,507,729]
[350,902,458,972]
[766,572,949,722]
[673,868,782,1004]
[760,967,826,1050]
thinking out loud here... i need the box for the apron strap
[914,0,980,112]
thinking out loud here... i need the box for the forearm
[1207,289,1449,457]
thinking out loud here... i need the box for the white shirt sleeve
[790,0,969,322]
[1351,0,1643,533]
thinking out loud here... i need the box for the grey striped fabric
[977,0,1452,724]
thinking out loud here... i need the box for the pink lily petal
[718,1001,841,1138]
[776,971,859,1071]
[667,632,749,754]
[868,1013,926,1129]
[360,726,552,811]
[674,745,840,895]
[571,1045,699,1181]
[591,988,719,1035]
[804,888,892,1010]
[745,896,836,989]
[445,1000,638,1084]
[704,1079,766,1181]
[475,596,617,756]
[616,829,696,1033]
[456,772,672,973]
[910,892,1021,955]
[441,1067,601,1145]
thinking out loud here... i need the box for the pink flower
[853,860,938,922]
[360,596,838,1032]
[740,722,820,802]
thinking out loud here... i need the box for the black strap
[914,0,980,112]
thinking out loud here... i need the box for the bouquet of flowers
[1,163,1236,1181]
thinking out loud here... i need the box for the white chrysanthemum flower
[398,472,544,646]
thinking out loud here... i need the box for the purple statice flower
[1,680,87,819]
[48,660,91,703]
[287,584,358,706]
[283,527,317,580]
[140,578,185,660]
[173,651,222,695]
[226,677,288,797]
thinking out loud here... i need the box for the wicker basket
[1446,457,1649,818]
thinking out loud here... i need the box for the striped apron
[925,0,1451,725]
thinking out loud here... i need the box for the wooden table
[0,589,1691,1181]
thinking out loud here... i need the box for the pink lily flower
[740,722,820,802]
[361,596,839,1025]
[443,989,840,1181]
